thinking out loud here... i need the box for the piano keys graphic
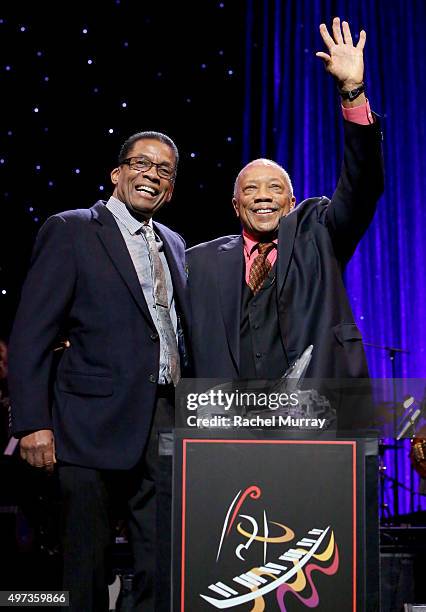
[200,527,330,609]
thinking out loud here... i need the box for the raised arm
[315,18,384,264]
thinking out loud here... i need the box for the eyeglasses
[120,156,176,180]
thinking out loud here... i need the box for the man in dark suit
[8,131,190,610]
[187,18,384,386]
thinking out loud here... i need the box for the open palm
[316,17,365,88]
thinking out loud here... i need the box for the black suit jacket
[9,201,190,470]
[187,120,384,380]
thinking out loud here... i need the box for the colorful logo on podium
[200,485,339,610]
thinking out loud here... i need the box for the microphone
[396,396,422,440]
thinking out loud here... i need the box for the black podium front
[172,430,379,612]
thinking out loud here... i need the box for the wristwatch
[338,83,365,101]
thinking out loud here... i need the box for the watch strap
[338,83,365,101]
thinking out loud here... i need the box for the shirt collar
[242,228,278,256]
[105,196,153,235]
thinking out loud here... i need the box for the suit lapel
[218,236,244,372]
[92,203,155,328]
[277,209,297,295]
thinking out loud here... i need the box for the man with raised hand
[187,18,383,384]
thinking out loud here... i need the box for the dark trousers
[58,389,174,612]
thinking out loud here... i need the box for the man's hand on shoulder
[20,429,56,472]
[316,17,366,99]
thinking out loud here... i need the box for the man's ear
[165,182,175,202]
[110,167,120,185]
[289,195,296,211]
[232,197,240,218]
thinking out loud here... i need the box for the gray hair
[233,158,293,197]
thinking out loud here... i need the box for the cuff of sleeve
[341,99,374,125]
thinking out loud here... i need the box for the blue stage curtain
[242,0,426,516]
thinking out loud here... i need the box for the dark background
[0,0,249,338]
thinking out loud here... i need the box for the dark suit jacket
[9,201,190,470]
[187,120,384,381]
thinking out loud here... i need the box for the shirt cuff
[341,99,374,125]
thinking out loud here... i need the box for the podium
[172,429,379,612]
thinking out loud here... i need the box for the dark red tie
[248,242,275,294]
